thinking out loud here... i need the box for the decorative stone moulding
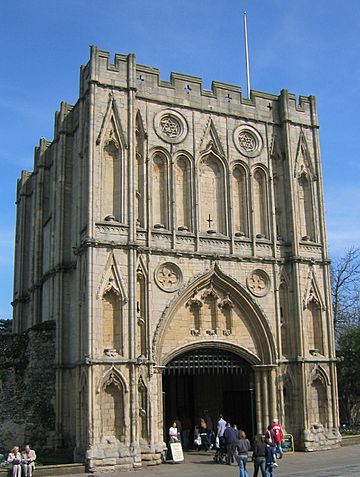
[246,269,271,297]
[154,261,183,292]
[234,124,263,158]
[154,109,188,144]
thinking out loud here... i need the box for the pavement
[62,443,360,477]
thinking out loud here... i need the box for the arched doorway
[162,347,256,445]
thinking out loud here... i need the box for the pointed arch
[174,152,193,231]
[151,148,170,229]
[153,263,276,365]
[97,252,127,356]
[303,268,325,354]
[198,151,227,234]
[97,95,128,223]
[136,257,148,358]
[138,375,149,441]
[96,251,127,302]
[308,366,330,427]
[96,366,128,443]
[200,117,225,157]
[232,163,249,237]
[279,280,292,358]
[271,135,287,240]
[135,111,146,227]
[252,166,269,238]
[294,130,315,179]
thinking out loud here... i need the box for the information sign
[169,441,184,463]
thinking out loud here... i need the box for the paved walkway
[64,443,360,477]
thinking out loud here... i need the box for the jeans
[266,462,274,477]
[236,454,249,477]
[275,442,283,458]
[253,456,267,477]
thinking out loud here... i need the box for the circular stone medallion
[154,109,188,144]
[246,269,270,297]
[234,124,263,158]
[155,262,183,292]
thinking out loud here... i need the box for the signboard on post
[282,434,294,454]
[169,441,184,463]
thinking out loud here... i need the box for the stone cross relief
[157,266,178,289]
[248,272,266,294]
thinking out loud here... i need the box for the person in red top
[271,418,283,458]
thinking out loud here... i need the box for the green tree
[0,318,12,335]
[337,326,360,426]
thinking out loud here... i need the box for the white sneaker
[273,462,279,467]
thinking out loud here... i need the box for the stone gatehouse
[11,46,340,471]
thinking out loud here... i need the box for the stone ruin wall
[0,322,56,455]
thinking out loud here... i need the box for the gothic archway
[162,346,256,446]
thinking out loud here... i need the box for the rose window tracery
[160,115,181,138]
[238,131,256,152]
[154,109,188,143]
[234,125,263,157]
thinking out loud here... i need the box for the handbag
[194,435,202,446]
[12,459,20,465]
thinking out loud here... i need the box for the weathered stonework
[0,322,56,454]
[11,46,340,471]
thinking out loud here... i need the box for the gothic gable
[199,117,225,157]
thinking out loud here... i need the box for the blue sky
[1,0,359,319]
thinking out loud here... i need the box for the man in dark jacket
[223,423,238,464]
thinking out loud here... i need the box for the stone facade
[0,322,56,454]
[12,46,340,471]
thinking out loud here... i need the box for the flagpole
[243,11,251,99]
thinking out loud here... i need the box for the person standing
[235,429,251,477]
[265,443,275,477]
[271,419,283,459]
[7,446,22,477]
[217,414,227,446]
[22,445,37,477]
[252,434,267,477]
[223,422,238,464]
[199,417,211,450]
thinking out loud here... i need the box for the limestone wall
[0,321,56,454]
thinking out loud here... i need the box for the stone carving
[160,115,181,138]
[154,109,188,144]
[247,269,270,297]
[234,124,263,158]
[155,262,182,292]
[239,131,256,152]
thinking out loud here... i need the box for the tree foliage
[0,319,12,335]
[337,326,360,425]
[331,247,360,334]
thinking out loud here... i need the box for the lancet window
[135,114,145,227]
[175,156,192,231]
[102,120,124,222]
[152,153,169,229]
[298,172,315,241]
[232,165,248,237]
[199,155,226,234]
[253,168,268,238]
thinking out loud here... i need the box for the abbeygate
[11,46,340,471]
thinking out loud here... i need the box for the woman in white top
[169,421,180,442]
[7,446,22,477]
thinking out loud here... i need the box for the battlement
[80,45,318,127]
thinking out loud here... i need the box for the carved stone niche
[154,262,183,292]
[246,269,271,297]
